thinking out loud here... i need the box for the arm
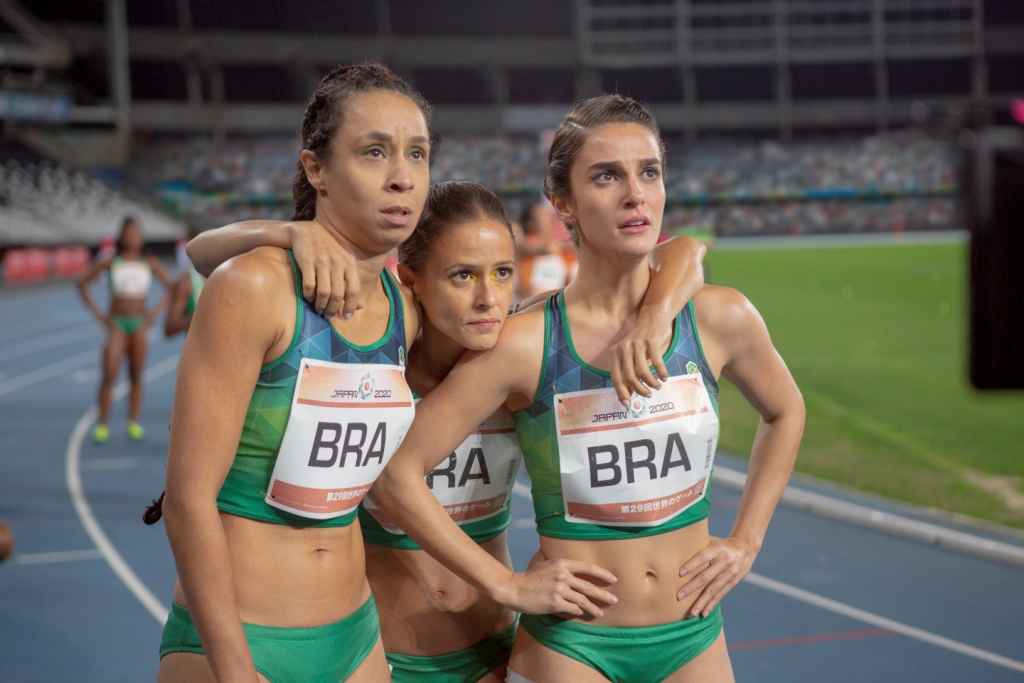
[611,235,708,402]
[163,250,292,683]
[676,286,805,618]
[374,311,618,618]
[163,274,192,337]
[76,255,113,326]
[187,220,361,319]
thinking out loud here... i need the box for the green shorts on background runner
[111,314,146,335]
[386,619,517,683]
[519,606,722,683]
[160,595,380,683]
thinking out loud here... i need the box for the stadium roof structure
[9,0,1024,140]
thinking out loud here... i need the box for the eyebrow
[586,157,662,172]
[445,260,515,271]
[363,132,430,147]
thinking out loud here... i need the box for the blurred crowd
[127,131,959,236]
[0,160,183,246]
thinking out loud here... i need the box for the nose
[388,155,414,193]
[475,278,499,310]
[624,177,645,208]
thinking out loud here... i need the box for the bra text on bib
[554,375,719,527]
[265,360,415,520]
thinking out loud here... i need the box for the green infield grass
[706,241,1024,528]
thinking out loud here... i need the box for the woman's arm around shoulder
[187,220,362,320]
[676,284,805,618]
[610,235,707,402]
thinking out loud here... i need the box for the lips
[381,205,413,226]
[618,215,651,234]
[467,318,500,331]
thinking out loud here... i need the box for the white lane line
[714,466,1024,570]
[0,323,98,363]
[15,549,104,564]
[0,349,97,397]
[512,474,1023,671]
[744,572,1024,673]
[66,353,179,625]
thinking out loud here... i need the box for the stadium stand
[0,159,183,247]
[127,131,958,236]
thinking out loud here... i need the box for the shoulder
[691,285,769,358]
[203,246,295,307]
[485,300,548,366]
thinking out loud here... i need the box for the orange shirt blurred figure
[515,200,577,300]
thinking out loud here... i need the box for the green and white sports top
[216,253,412,528]
[514,293,720,541]
[358,398,522,549]
[109,256,152,300]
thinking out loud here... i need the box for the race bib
[529,254,568,291]
[554,375,718,527]
[265,359,415,520]
[111,261,151,298]
[364,410,521,531]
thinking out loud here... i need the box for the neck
[314,209,391,293]
[407,317,466,394]
[563,240,650,319]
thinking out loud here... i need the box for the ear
[396,263,416,289]
[300,150,326,194]
[549,193,576,231]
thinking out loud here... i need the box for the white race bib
[554,375,718,527]
[529,254,568,291]
[110,260,152,299]
[265,359,415,520]
[364,410,521,531]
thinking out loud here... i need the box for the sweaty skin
[372,122,805,683]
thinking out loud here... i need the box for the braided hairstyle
[542,94,666,246]
[398,180,513,272]
[292,61,433,221]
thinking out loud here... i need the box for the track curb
[714,466,1024,570]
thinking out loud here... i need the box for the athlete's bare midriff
[109,296,147,318]
[539,520,711,627]
[365,532,517,656]
[172,512,370,628]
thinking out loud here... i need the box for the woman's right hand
[286,221,363,319]
[499,559,618,618]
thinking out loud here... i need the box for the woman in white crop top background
[77,217,172,444]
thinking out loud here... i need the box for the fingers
[341,264,362,320]
[631,343,662,394]
[610,354,630,405]
[561,560,617,585]
[299,261,318,305]
[313,265,332,316]
[565,575,618,609]
[650,344,669,382]
[679,547,715,577]
[556,582,605,618]
[690,572,741,618]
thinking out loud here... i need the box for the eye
[410,148,427,161]
[592,171,616,183]
[642,167,662,180]
[452,270,474,282]
[493,267,513,280]
[363,145,385,158]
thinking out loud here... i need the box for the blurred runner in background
[515,200,577,301]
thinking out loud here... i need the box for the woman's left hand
[677,535,758,618]
[609,311,672,405]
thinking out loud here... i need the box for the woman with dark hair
[77,217,172,443]
[371,94,806,683]
[157,64,624,683]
